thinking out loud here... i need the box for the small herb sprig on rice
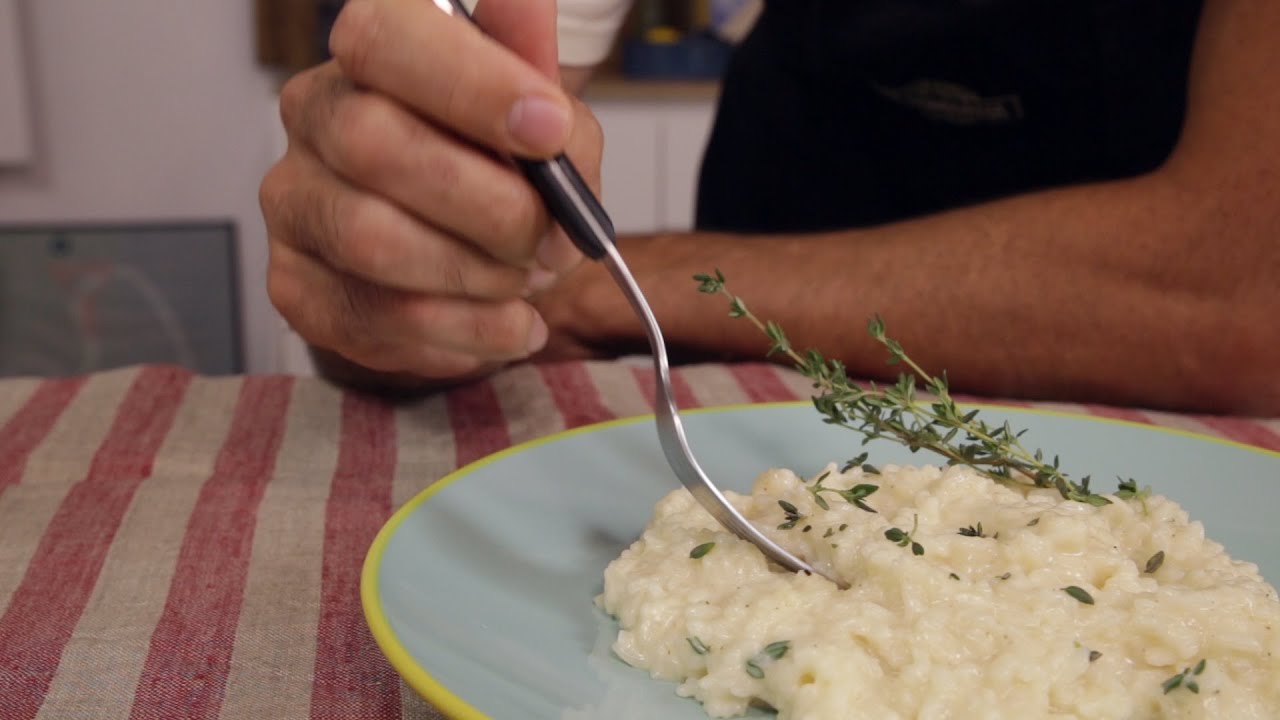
[693,269,1138,506]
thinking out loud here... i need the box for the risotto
[598,463,1280,719]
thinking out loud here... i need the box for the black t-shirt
[695,0,1204,234]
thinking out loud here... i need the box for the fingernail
[523,268,557,297]
[526,312,549,354]
[536,230,583,274]
[508,95,571,155]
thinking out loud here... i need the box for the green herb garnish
[777,500,804,530]
[1063,586,1095,605]
[687,636,710,655]
[693,270,1127,506]
[690,542,715,559]
[809,470,879,513]
[745,640,790,679]
[1163,659,1207,694]
[885,514,925,556]
[958,523,987,538]
[1144,551,1165,574]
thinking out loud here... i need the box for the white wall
[0,0,283,373]
[0,0,34,165]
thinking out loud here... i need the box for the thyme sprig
[693,269,1122,506]
[808,469,879,513]
[777,500,805,530]
[885,515,925,555]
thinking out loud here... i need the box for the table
[1,360,1277,720]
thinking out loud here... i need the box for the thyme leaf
[687,636,710,655]
[690,542,715,559]
[1144,551,1165,574]
[1063,586,1095,605]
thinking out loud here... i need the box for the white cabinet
[590,97,718,234]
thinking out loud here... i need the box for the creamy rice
[598,464,1280,719]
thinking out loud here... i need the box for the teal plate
[361,403,1280,719]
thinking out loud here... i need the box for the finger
[267,240,550,367]
[281,65,555,268]
[531,100,606,273]
[329,0,572,158]
[473,0,560,80]
[261,148,544,299]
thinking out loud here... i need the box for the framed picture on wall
[0,222,242,377]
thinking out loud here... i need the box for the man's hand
[260,0,604,385]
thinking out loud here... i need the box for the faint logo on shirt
[872,79,1024,126]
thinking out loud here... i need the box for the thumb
[472,0,560,82]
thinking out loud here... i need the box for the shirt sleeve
[557,0,632,66]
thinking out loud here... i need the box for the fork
[438,0,846,590]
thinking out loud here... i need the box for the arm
[537,0,1280,414]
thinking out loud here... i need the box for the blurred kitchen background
[0,0,759,377]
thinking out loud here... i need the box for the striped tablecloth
[1,360,1277,720]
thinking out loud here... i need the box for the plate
[361,403,1280,719]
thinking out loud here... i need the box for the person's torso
[695,0,1204,233]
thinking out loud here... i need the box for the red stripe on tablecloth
[447,379,511,467]
[630,366,700,410]
[0,377,86,495]
[729,364,802,403]
[537,362,614,429]
[1082,404,1154,425]
[128,377,293,720]
[309,393,399,720]
[0,366,190,720]
[1193,416,1280,452]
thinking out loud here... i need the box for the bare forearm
[563,171,1277,413]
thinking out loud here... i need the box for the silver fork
[439,0,845,590]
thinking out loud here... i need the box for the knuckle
[433,250,471,297]
[331,95,394,184]
[260,158,308,244]
[277,70,313,134]
[469,303,533,356]
[486,182,543,255]
[417,146,463,197]
[258,163,287,228]
[265,254,298,316]
[329,0,382,81]
[331,199,397,279]
[577,106,604,152]
[333,277,382,348]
